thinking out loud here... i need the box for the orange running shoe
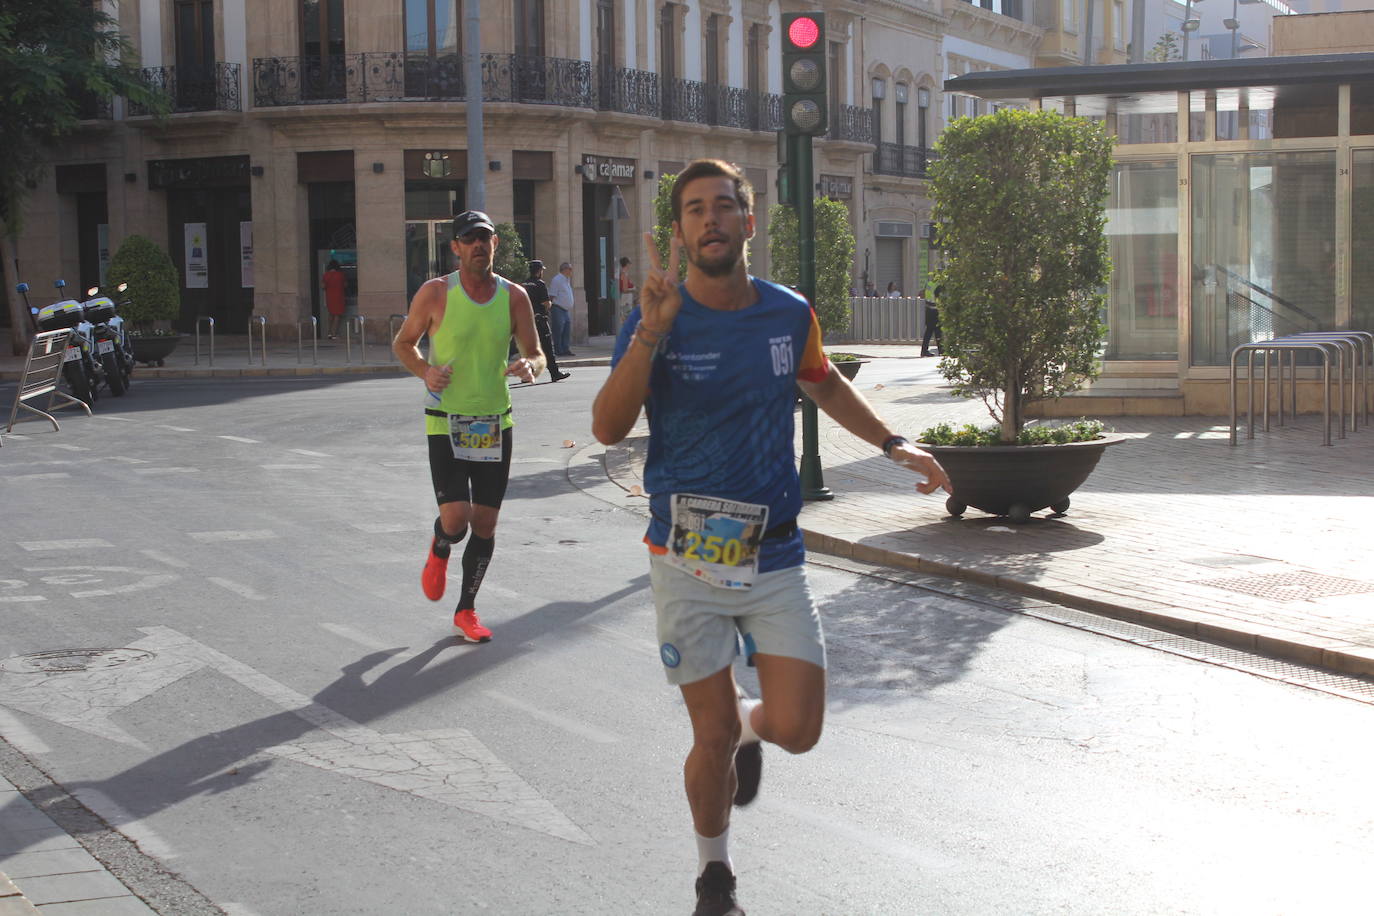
[453,608,492,643]
[422,538,449,601]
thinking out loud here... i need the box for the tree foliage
[492,221,528,283]
[651,173,687,281]
[1,0,169,350]
[767,197,857,336]
[105,235,179,326]
[1147,31,1183,62]
[929,108,1113,443]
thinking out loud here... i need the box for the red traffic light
[788,16,821,49]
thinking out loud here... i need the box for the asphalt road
[2,368,1372,915]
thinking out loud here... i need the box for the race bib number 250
[666,494,769,590]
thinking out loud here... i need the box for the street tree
[0,0,168,353]
[1147,31,1183,62]
[768,197,857,336]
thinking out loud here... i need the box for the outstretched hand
[639,231,683,335]
[890,442,952,495]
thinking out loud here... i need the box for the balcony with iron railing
[129,62,242,116]
[871,142,937,178]
[831,104,875,143]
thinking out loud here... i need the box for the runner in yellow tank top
[392,210,545,643]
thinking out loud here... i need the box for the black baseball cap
[452,210,495,237]
[528,259,544,272]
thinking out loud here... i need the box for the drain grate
[1192,571,1374,602]
[0,648,155,675]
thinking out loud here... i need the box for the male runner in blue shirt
[592,159,949,916]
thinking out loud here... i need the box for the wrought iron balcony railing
[871,142,936,178]
[129,62,242,115]
[831,104,875,143]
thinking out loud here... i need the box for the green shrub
[492,221,527,283]
[651,173,688,280]
[918,418,1107,447]
[828,352,860,362]
[768,197,856,336]
[105,235,179,326]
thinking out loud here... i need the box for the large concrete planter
[917,434,1126,523]
[129,333,184,367]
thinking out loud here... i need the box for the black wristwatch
[881,435,910,458]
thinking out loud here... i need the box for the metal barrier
[4,330,90,440]
[389,313,406,363]
[195,316,215,366]
[1270,333,1355,434]
[1230,341,1337,446]
[344,315,366,364]
[248,315,268,366]
[1281,331,1372,428]
[831,296,924,343]
[298,316,318,364]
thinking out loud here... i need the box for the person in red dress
[322,259,347,339]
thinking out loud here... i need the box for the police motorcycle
[34,279,105,405]
[83,283,133,395]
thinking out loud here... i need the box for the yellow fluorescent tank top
[424,271,514,435]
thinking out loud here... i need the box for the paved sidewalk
[605,344,1374,681]
[0,331,616,382]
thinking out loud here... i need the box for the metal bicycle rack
[1267,334,1356,434]
[1230,340,1337,446]
[1280,331,1372,429]
[195,316,215,366]
[248,315,268,366]
[344,315,366,364]
[298,316,319,364]
[389,314,405,363]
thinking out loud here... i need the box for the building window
[895,83,908,146]
[404,0,460,96]
[871,77,885,146]
[659,4,677,83]
[949,93,961,120]
[175,0,214,76]
[515,0,544,58]
[300,0,345,99]
[1063,0,1077,30]
[1114,1,1126,49]
[828,40,843,134]
[917,86,930,148]
[747,23,762,96]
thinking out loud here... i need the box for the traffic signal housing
[781,12,827,137]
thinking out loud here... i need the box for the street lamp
[1181,0,1204,61]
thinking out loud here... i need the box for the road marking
[16,566,179,599]
[0,595,46,603]
[133,466,201,474]
[482,690,621,745]
[0,708,52,754]
[349,522,413,534]
[318,623,398,651]
[219,435,260,443]
[4,433,29,440]
[50,444,89,452]
[94,416,135,422]
[290,448,332,458]
[260,464,321,470]
[70,788,179,862]
[4,473,71,482]
[190,530,278,543]
[71,574,177,599]
[156,425,196,432]
[221,905,268,916]
[108,456,149,464]
[380,461,430,468]
[141,549,189,569]
[19,539,113,551]
[208,577,266,601]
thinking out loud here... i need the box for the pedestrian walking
[618,256,636,326]
[392,210,546,643]
[322,259,347,339]
[523,260,569,382]
[921,284,943,357]
[591,159,949,916]
[549,262,577,356]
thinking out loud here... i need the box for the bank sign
[582,154,636,185]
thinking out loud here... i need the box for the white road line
[290,448,332,458]
[208,577,266,601]
[70,788,179,861]
[220,904,268,916]
[482,690,621,745]
[140,549,190,569]
[318,623,399,651]
[71,574,177,598]
[0,708,52,755]
[4,433,29,440]
[19,539,114,551]
[0,595,45,603]
[3,473,71,481]
[93,416,135,422]
[260,464,321,470]
[133,467,200,474]
[349,522,413,534]
[380,461,430,468]
[108,456,149,464]
[219,435,261,443]
[156,425,196,432]
[190,530,278,543]
[50,444,89,452]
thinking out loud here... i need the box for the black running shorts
[427,427,514,508]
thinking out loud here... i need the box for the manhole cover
[1193,572,1374,602]
[0,648,156,675]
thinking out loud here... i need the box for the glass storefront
[1190,151,1335,366]
[404,180,464,302]
[1354,149,1374,333]
[1105,160,1178,360]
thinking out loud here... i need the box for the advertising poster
[240,221,254,288]
[184,223,209,288]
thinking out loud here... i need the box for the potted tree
[106,234,183,366]
[920,108,1124,523]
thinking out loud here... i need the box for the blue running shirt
[611,277,831,573]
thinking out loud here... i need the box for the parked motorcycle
[84,283,133,396]
[35,279,104,405]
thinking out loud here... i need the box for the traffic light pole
[793,133,833,501]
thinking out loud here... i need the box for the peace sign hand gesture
[638,231,683,336]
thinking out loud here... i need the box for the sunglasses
[458,229,493,244]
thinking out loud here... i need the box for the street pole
[464,0,485,211]
[793,132,832,501]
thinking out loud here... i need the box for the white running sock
[738,696,762,745]
[696,827,732,875]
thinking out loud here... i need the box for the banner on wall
[184,223,209,288]
[240,221,254,288]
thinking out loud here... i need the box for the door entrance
[167,186,253,330]
[581,183,614,336]
[405,220,457,304]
